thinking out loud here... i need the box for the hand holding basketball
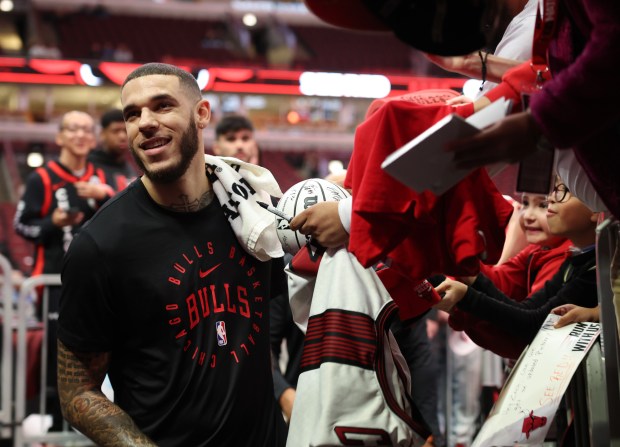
[275,178,351,254]
[290,201,348,248]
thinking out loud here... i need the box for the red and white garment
[286,245,430,447]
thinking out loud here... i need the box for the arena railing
[0,254,15,439]
[13,274,92,447]
[596,217,620,445]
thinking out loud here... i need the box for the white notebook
[381,98,512,195]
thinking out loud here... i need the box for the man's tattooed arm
[57,340,156,446]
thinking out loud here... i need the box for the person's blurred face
[519,193,562,247]
[122,74,209,184]
[56,112,96,159]
[101,121,128,156]
[546,181,597,243]
[213,129,257,164]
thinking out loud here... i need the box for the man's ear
[196,99,211,129]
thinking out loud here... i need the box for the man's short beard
[132,116,200,184]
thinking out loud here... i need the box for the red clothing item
[479,240,573,301]
[484,61,552,112]
[345,98,513,286]
[449,240,572,359]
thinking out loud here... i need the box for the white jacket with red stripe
[285,246,430,446]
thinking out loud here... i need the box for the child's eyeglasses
[550,183,570,203]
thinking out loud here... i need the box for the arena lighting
[0,56,467,95]
[79,64,103,86]
[196,68,210,90]
[27,152,44,168]
[299,72,391,98]
[0,0,13,12]
[242,13,258,27]
[286,110,300,124]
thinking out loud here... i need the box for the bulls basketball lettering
[185,284,251,330]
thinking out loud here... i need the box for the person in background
[88,108,136,192]
[14,110,110,284]
[212,114,260,164]
[14,110,110,431]
[57,63,287,446]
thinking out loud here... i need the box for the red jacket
[479,240,573,301]
[449,240,572,359]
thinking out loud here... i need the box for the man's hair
[121,63,202,101]
[101,108,124,128]
[215,115,254,138]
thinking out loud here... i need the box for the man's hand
[75,181,111,201]
[289,201,348,248]
[279,387,296,422]
[445,95,473,106]
[52,207,84,227]
[447,111,543,169]
[433,279,468,312]
[552,304,600,328]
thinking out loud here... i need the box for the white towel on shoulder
[205,155,284,261]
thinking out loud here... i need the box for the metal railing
[13,274,92,446]
[596,218,620,446]
[0,254,15,439]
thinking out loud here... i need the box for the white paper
[381,98,511,195]
[472,314,600,447]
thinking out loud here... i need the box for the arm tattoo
[57,340,156,446]
[163,191,214,212]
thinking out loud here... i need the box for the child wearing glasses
[448,190,573,359]
[434,177,599,346]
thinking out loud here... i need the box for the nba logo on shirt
[216,321,227,346]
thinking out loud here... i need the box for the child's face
[546,182,596,241]
[519,193,561,246]
[213,129,258,164]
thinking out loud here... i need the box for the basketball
[275,178,351,254]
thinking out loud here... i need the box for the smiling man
[57,63,287,446]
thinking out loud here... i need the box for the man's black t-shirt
[58,179,287,446]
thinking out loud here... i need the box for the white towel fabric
[204,155,284,261]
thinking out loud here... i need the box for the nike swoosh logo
[199,263,222,278]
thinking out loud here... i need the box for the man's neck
[59,151,86,173]
[142,163,213,213]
